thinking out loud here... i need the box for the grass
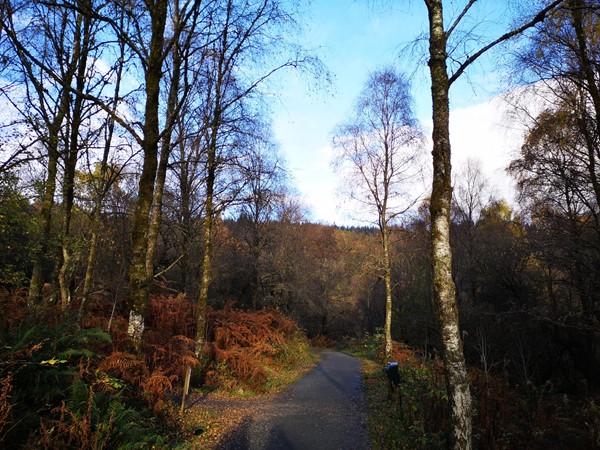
[360,357,448,449]
[347,331,449,449]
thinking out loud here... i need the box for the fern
[67,379,95,420]
[10,324,39,351]
[33,378,167,448]
[0,308,117,447]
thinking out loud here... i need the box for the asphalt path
[216,351,369,450]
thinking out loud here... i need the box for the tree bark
[127,0,168,346]
[28,141,59,306]
[382,218,393,360]
[194,141,216,358]
[146,0,182,283]
[28,87,73,306]
[425,1,472,448]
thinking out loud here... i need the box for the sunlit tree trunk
[146,0,183,283]
[422,0,560,444]
[382,218,393,359]
[425,1,472,447]
[127,0,168,347]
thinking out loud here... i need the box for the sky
[271,1,526,226]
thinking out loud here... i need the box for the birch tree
[189,0,319,359]
[1,0,102,306]
[333,67,423,359]
[421,0,564,447]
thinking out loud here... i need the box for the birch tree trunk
[421,0,564,444]
[425,1,472,448]
[382,219,394,360]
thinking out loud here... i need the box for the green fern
[60,378,166,448]
[0,312,114,446]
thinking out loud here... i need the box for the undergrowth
[350,331,600,449]
[1,290,314,448]
[0,301,168,448]
[203,305,314,395]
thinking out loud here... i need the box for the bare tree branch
[449,0,564,86]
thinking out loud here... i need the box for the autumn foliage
[0,289,311,446]
[205,305,304,391]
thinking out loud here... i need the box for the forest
[0,0,599,448]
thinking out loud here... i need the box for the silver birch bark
[424,2,472,447]
[127,0,168,347]
[422,0,563,447]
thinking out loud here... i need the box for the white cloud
[448,96,524,203]
[277,93,530,226]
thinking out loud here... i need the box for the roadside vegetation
[349,331,600,449]
[0,291,316,448]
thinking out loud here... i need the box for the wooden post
[180,365,192,414]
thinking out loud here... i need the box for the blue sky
[272,1,520,225]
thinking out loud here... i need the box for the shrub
[204,305,307,392]
[0,296,181,447]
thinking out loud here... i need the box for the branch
[2,17,144,146]
[154,254,184,279]
[449,0,564,86]
[446,0,478,38]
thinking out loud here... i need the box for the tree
[509,103,600,385]
[0,172,36,286]
[333,67,423,359]
[235,140,287,310]
[510,0,600,212]
[144,0,206,288]
[506,0,600,387]
[451,158,494,306]
[2,0,89,305]
[80,6,128,312]
[56,0,100,309]
[420,0,563,447]
[124,0,174,346]
[2,0,207,341]
[189,0,318,360]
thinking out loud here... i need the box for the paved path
[216,351,369,450]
